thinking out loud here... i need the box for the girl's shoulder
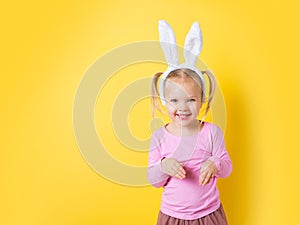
[151,124,166,135]
[149,125,167,140]
[203,121,226,139]
[203,121,222,130]
[149,125,170,147]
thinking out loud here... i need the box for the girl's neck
[166,120,203,136]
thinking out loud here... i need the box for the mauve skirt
[156,204,228,225]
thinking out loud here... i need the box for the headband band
[158,20,206,106]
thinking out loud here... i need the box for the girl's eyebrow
[167,95,199,98]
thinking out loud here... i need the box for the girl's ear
[158,20,179,66]
[183,22,203,66]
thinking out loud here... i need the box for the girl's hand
[161,158,186,179]
[199,160,218,186]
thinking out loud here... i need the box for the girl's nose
[177,103,188,111]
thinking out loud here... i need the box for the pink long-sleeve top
[147,121,232,220]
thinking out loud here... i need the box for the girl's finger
[177,170,185,179]
[174,174,181,179]
[173,168,185,178]
[175,172,185,179]
[199,171,209,185]
[170,166,179,175]
[203,173,213,185]
[168,167,177,176]
[173,164,185,173]
[178,166,186,175]
[203,174,211,185]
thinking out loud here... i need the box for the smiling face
[164,74,203,130]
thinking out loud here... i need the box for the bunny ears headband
[158,20,206,106]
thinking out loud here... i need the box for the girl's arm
[208,124,232,178]
[147,131,170,188]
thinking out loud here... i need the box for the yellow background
[1,1,300,225]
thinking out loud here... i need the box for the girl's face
[164,77,203,129]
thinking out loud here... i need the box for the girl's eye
[188,99,196,102]
[170,99,177,103]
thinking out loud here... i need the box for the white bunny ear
[158,20,178,66]
[183,21,203,66]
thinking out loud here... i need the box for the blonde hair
[151,68,217,120]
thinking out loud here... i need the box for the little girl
[147,21,232,225]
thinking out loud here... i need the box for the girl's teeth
[177,114,190,118]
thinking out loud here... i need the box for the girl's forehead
[164,78,202,96]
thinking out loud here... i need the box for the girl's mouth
[176,113,192,120]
